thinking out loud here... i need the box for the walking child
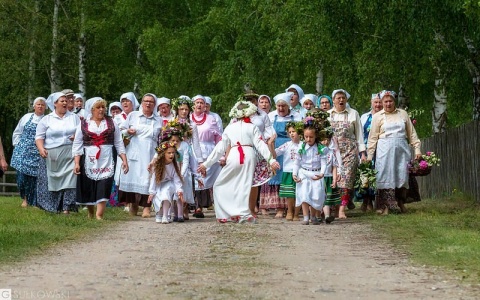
[275,121,302,221]
[293,123,327,225]
[321,137,341,224]
[148,141,184,224]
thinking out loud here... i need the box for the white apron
[375,118,411,189]
[119,119,156,195]
[84,145,114,181]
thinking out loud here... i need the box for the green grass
[0,196,129,264]
[356,193,480,283]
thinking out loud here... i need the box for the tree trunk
[397,84,409,109]
[50,0,60,92]
[28,0,41,107]
[315,63,324,95]
[432,73,447,134]
[464,37,480,120]
[133,43,142,94]
[78,0,87,96]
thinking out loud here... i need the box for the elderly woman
[119,93,162,217]
[317,95,333,111]
[258,94,272,114]
[237,92,276,216]
[357,93,383,212]
[73,98,129,219]
[327,89,365,219]
[262,92,302,218]
[11,97,46,207]
[108,101,123,119]
[35,92,80,213]
[367,90,421,215]
[286,84,306,117]
[190,95,222,218]
[198,100,280,223]
[205,96,224,133]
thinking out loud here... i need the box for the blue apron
[269,114,293,185]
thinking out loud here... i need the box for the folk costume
[10,97,46,206]
[73,98,126,205]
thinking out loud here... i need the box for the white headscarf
[46,92,65,111]
[119,92,139,110]
[300,94,317,106]
[380,90,397,100]
[108,101,123,116]
[331,89,351,100]
[285,84,305,103]
[192,95,206,103]
[33,97,46,108]
[204,96,212,106]
[258,94,271,104]
[84,97,103,118]
[273,92,293,105]
[156,97,171,107]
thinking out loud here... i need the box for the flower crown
[229,100,257,119]
[171,97,193,111]
[155,141,176,154]
[286,121,304,134]
[306,109,329,121]
[161,119,193,141]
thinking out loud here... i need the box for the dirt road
[1,212,478,299]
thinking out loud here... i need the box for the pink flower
[412,119,417,125]
[419,160,429,170]
[426,151,432,156]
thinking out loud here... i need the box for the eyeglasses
[143,100,155,104]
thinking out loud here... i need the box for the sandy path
[1,212,478,299]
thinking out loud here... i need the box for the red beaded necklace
[191,112,207,125]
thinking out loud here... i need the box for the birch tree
[78,0,86,96]
[50,0,61,92]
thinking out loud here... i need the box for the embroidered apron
[330,113,359,189]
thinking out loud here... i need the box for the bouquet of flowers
[354,161,377,193]
[408,151,440,176]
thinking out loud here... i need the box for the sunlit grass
[356,193,480,282]
[0,196,129,264]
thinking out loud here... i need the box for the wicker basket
[408,159,432,176]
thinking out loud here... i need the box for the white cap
[204,96,212,106]
[273,92,293,105]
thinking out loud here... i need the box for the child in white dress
[293,126,327,225]
[148,141,184,224]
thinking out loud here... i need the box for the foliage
[354,161,377,193]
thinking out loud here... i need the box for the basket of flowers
[354,161,377,193]
[407,151,440,176]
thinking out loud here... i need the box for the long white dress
[202,120,274,222]
[149,163,183,213]
[119,111,161,195]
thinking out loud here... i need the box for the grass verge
[0,196,129,265]
[356,193,480,283]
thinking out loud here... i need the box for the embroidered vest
[82,116,115,146]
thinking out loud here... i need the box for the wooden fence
[416,121,479,202]
[0,170,19,196]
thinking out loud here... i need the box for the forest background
[1,0,480,158]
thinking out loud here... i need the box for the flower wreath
[306,109,330,121]
[171,97,194,112]
[286,121,304,135]
[155,141,177,155]
[159,127,183,143]
[162,119,193,140]
[229,100,257,119]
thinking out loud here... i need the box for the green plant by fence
[417,121,479,202]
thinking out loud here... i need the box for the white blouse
[148,163,183,195]
[275,141,300,172]
[12,113,44,146]
[293,142,327,176]
[72,118,125,156]
[35,111,80,149]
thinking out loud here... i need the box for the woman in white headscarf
[327,89,365,219]
[35,92,81,213]
[11,97,46,207]
[73,97,129,219]
[118,93,162,217]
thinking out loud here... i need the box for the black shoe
[177,218,184,223]
[347,201,356,210]
[193,210,204,218]
[325,216,335,224]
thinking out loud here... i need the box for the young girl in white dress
[148,141,184,224]
[293,125,327,225]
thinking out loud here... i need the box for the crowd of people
[4,84,422,223]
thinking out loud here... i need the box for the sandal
[193,209,204,218]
